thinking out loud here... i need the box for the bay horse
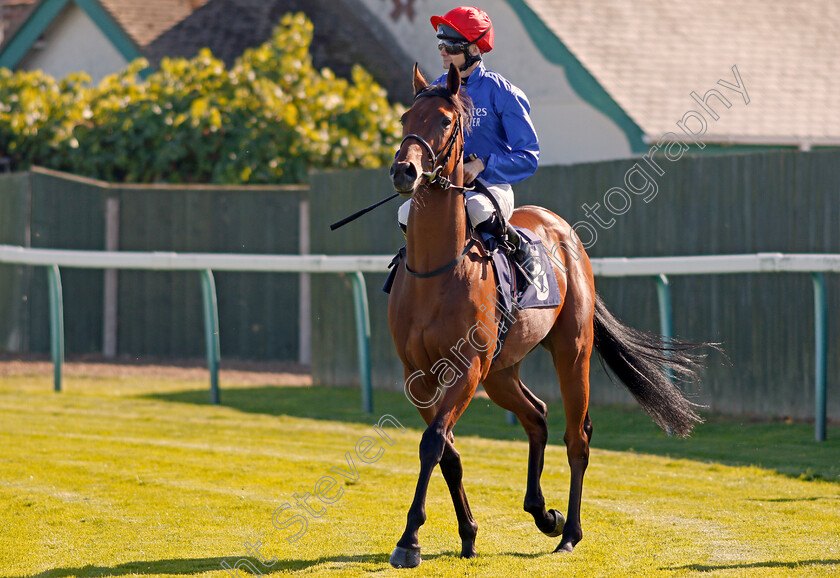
[387,63,710,568]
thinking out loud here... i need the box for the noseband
[399,91,464,191]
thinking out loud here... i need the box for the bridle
[398,90,468,192]
[397,89,477,278]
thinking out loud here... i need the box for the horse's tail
[592,293,714,437]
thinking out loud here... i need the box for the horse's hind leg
[439,432,478,558]
[482,364,565,537]
[549,336,593,553]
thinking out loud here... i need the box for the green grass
[1,372,838,577]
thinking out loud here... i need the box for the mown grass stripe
[1,375,838,576]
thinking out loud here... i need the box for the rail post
[655,273,675,386]
[655,273,674,342]
[46,265,64,393]
[812,273,827,442]
[350,272,373,414]
[200,269,221,405]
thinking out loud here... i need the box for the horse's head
[390,63,468,196]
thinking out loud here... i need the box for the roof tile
[98,0,207,48]
[523,0,840,142]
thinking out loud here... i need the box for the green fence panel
[29,170,106,355]
[116,186,303,360]
[310,168,405,391]
[0,168,305,362]
[0,172,32,352]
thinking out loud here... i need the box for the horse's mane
[414,84,474,135]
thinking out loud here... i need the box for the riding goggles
[437,39,470,55]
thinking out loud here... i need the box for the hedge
[0,13,404,184]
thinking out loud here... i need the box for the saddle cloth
[479,226,563,312]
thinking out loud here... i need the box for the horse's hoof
[553,541,574,553]
[390,546,422,568]
[460,546,477,559]
[542,509,565,538]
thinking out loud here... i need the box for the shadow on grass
[668,559,840,572]
[19,551,514,577]
[18,550,840,577]
[746,496,840,502]
[144,385,840,483]
[15,554,394,577]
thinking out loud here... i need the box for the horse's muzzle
[390,160,418,195]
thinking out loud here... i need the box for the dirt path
[0,354,312,386]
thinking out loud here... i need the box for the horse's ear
[446,63,460,96]
[412,63,427,94]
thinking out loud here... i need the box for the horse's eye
[442,118,452,128]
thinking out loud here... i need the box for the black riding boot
[503,224,541,283]
[478,216,540,283]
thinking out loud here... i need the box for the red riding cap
[430,6,494,53]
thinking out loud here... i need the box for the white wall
[18,2,127,84]
[357,0,632,165]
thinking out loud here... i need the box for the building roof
[520,0,840,145]
[0,0,36,43]
[97,0,207,49]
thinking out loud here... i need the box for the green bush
[0,13,404,184]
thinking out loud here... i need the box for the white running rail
[0,245,835,441]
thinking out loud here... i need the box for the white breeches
[397,179,514,228]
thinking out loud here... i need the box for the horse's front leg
[389,417,448,568]
[440,432,478,558]
[390,367,481,569]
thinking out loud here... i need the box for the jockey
[397,6,541,278]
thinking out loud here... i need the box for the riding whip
[330,192,400,230]
[330,155,478,230]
